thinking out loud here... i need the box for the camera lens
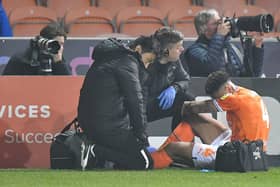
[37,38,61,54]
[237,14,274,33]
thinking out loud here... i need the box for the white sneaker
[80,142,95,170]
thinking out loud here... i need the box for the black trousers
[147,92,195,131]
[91,129,153,170]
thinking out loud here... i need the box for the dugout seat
[64,7,116,37]
[273,9,280,39]
[116,6,166,36]
[9,6,57,37]
[253,0,280,14]
[96,0,144,17]
[201,0,249,13]
[46,0,93,18]
[146,0,193,17]
[2,0,39,16]
[223,5,268,17]
[167,6,204,37]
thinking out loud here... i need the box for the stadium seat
[96,0,144,17]
[9,6,58,37]
[274,9,280,32]
[253,0,280,14]
[46,0,93,18]
[64,7,116,37]
[223,5,268,17]
[146,0,193,17]
[2,0,39,16]
[116,6,166,36]
[94,33,131,38]
[201,0,249,13]
[167,6,204,37]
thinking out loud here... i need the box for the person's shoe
[80,141,96,170]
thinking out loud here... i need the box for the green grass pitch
[1,167,280,187]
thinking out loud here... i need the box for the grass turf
[1,167,280,187]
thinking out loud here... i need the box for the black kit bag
[50,118,87,169]
[215,140,268,172]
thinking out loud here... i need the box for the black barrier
[1,38,280,77]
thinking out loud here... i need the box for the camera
[224,14,274,37]
[31,36,61,54]
[30,36,61,74]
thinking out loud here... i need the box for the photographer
[2,22,70,75]
[182,9,265,77]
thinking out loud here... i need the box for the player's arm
[181,100,218,116]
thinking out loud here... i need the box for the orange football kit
[151,86,270,169]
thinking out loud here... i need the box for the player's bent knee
[165,142,193,160]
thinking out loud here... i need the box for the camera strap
[30,48,40,67]
[223,48,228,64]
[223,44,243,65]
[230,43,243,64]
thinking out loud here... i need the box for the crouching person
[77,36,156,170]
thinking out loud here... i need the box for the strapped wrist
[172,84,179,93]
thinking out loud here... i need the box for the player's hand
[181,101,193,117]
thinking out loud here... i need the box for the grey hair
[194,9,219,35]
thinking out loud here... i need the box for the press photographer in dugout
[182,9,274,77]
[2,21,70,75]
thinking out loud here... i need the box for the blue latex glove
[146,146,157,153]
[157,86,176,110]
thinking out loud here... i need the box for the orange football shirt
[213,86,270,148]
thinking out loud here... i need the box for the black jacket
[78,39,148,139]
[2,47,70,75]
[147,59,191,99]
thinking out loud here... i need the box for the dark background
[1,38,280,76]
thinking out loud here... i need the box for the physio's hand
[157,86,176,110]
[146,146,157,153]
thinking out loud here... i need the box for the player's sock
[151,149,173,169]
[159,122,194,150]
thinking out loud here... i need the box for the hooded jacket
[147,59,191,99]
[78,39,149,139]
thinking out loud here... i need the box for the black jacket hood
[92,38,135,62]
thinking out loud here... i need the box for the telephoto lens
[237,14,274,33]
[225,14,274,37]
